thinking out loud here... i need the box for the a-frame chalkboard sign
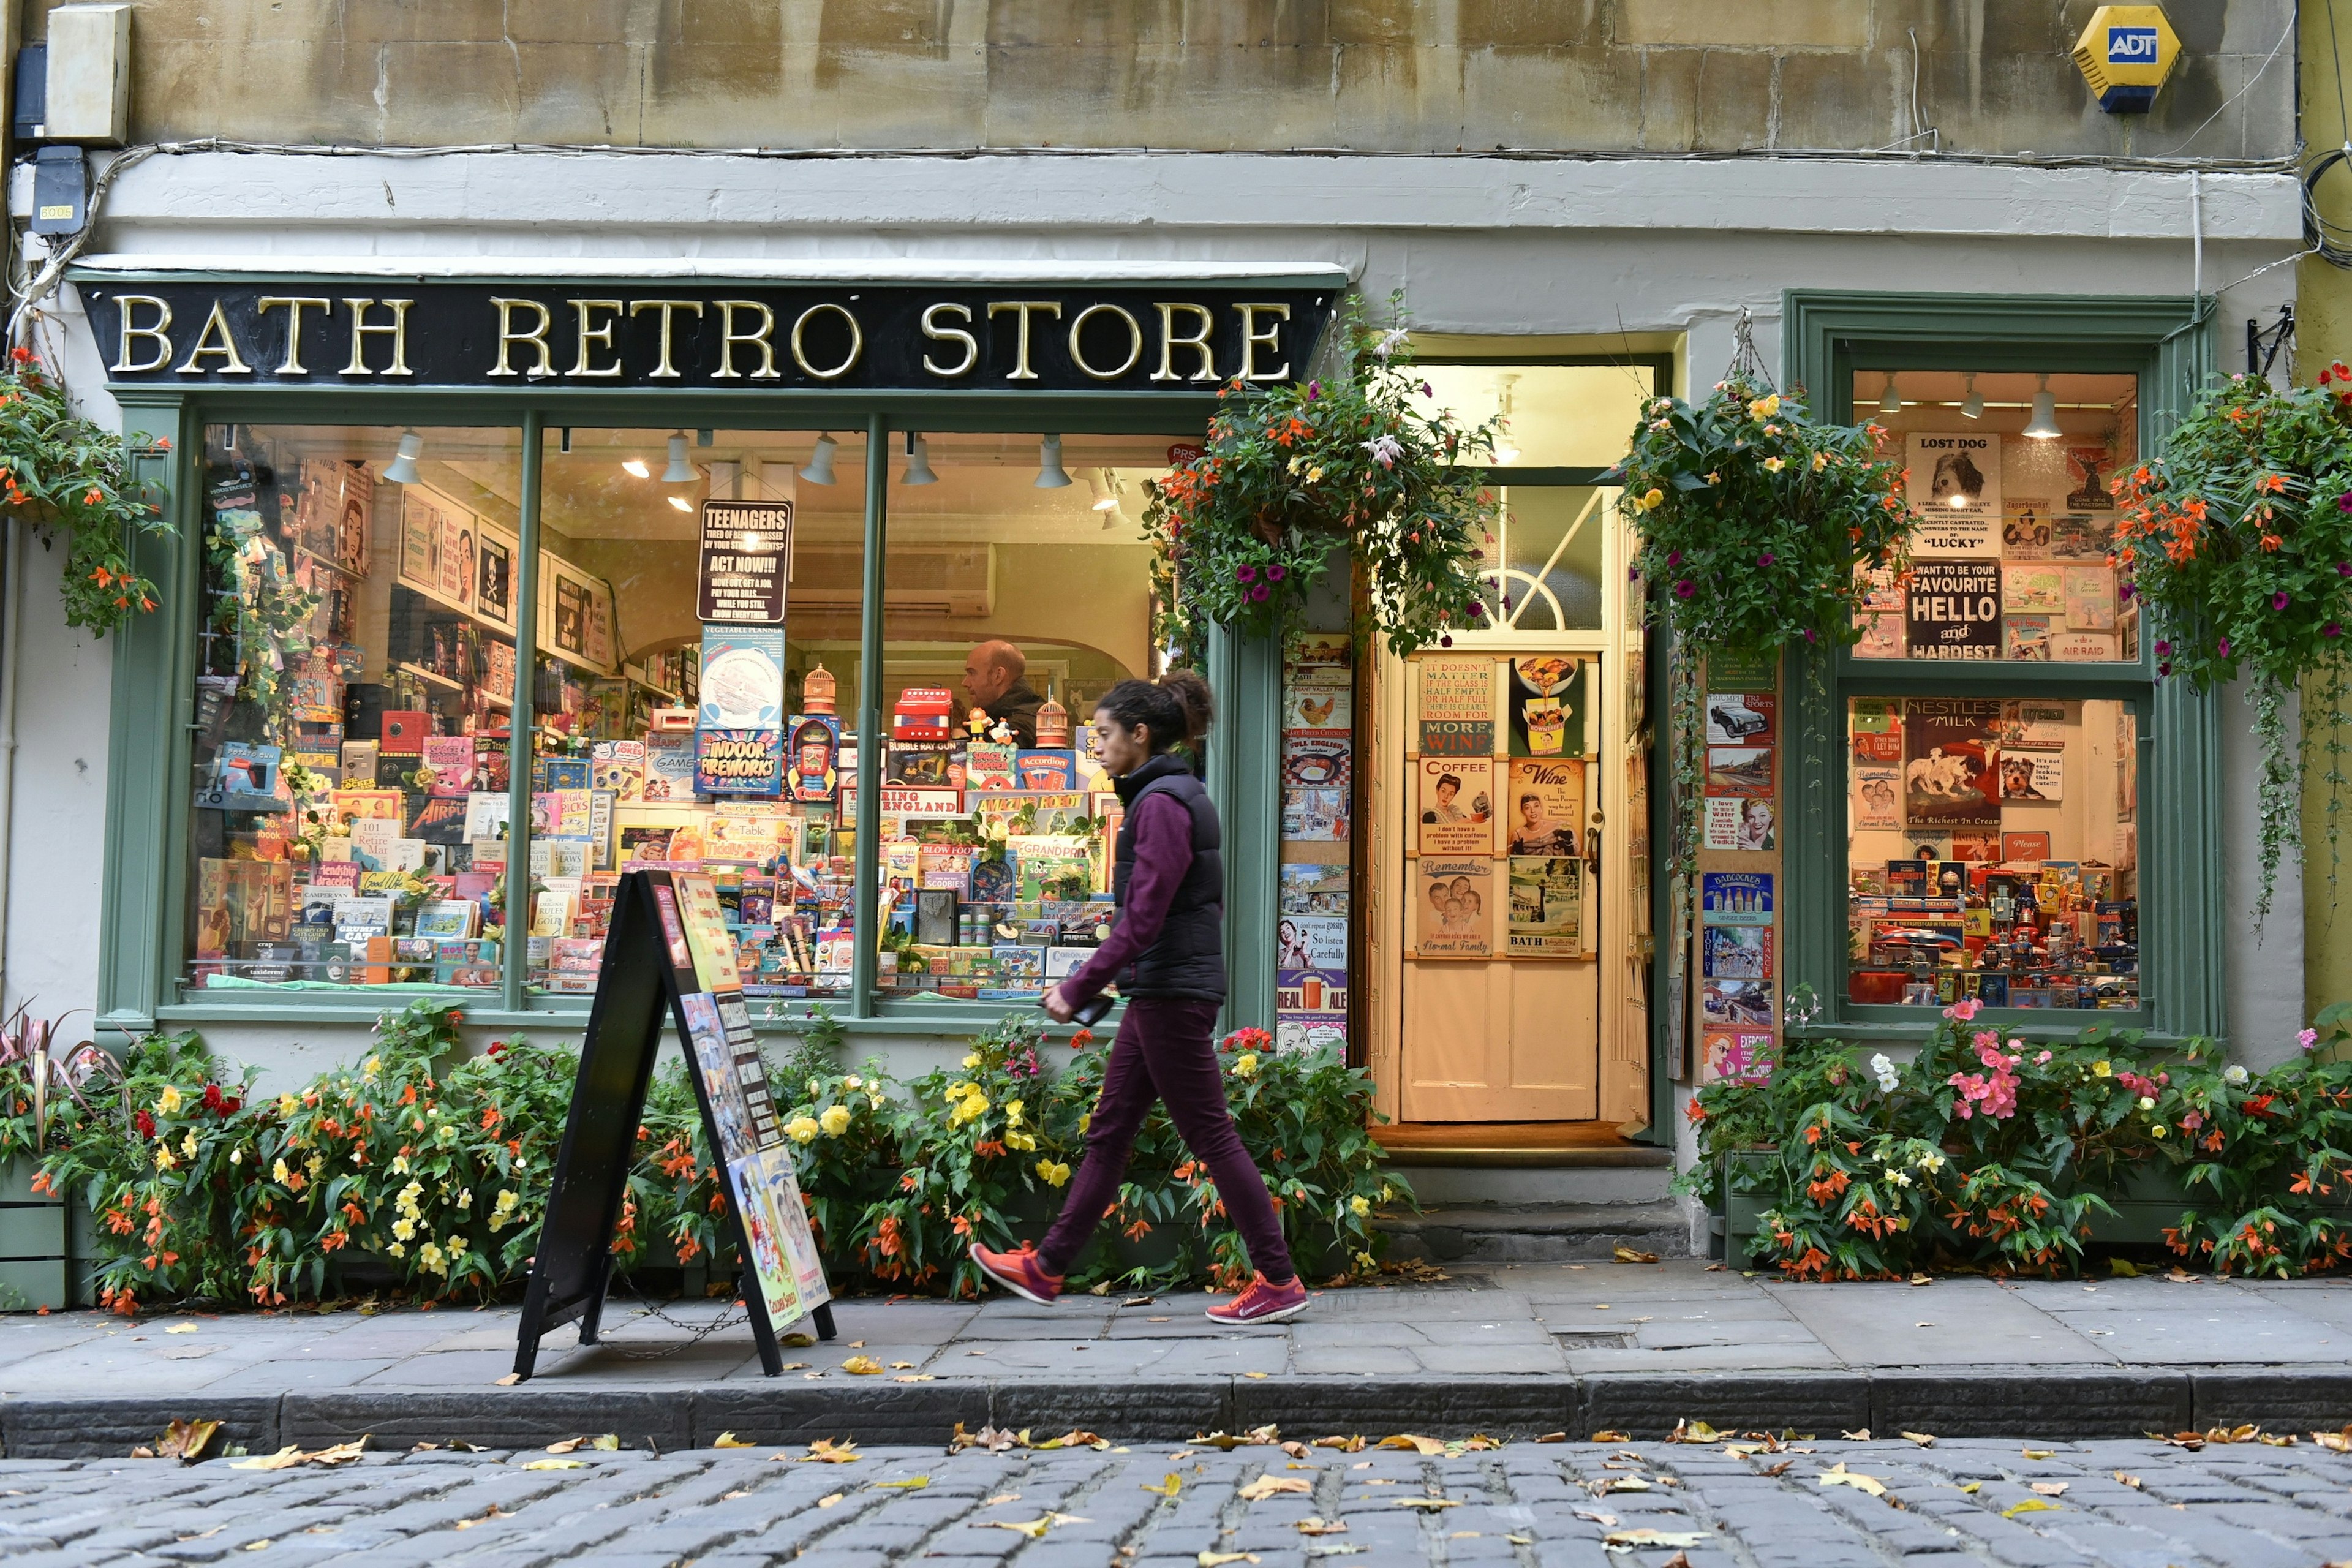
[514,867,835,1379]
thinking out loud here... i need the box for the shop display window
[186,424,525,994]
[874,432,1179,1007]
[1851,371,2140,662]
[1845,695,2139,1011]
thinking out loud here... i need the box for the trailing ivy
[0,349,173,635]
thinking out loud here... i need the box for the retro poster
[1702,923,1773,980]
[1906,431,2002,556]
[397,488,444,597]
[1700,871,1773,925]
[1701,1030,1778,1086]
[1704,795,1776,851]
[1506,854,1584,957]
[1414,858,1493,957]
[1416,655,1496,758]
[1855,764,1902,829]
[1907,559,2001,660]
[1703,745,1774,799]
[1282,733,1352,791]
[1415,756,1494,855]
[1503,759,1583,856]
[1704,692,1776,747]
[1903,698,2003,828]
[1506,655,1584,758]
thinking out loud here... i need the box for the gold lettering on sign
[1068,303,1143,381]
[176,300,253,375]
[790,303,862,382]
[486,298,554,379]
[111,295,173,373]
[1236,303,1291,381]
[920,302,977,378]
[341,298,413,377]
[987,301,1063,381]
[629,299,705,379]
[711,301,779,380]
[255,297,330,375]
[568,299,625,379]
[1152,303,1216,383]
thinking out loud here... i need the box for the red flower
[134,1109,156,1139]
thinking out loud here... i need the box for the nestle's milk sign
[2107,25,2159,61]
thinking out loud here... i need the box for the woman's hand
[1040,984,1077,1023]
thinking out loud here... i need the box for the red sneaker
[1205,1273,1309,1325]
[969,1242,1063,1305]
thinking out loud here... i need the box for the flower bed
[14,1002,1406,1313]
[1685,998,2352,1279]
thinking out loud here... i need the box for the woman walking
[970,671,1308,1324]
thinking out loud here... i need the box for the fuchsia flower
[2035,1050,2052,1065]
[2120,581,2135,601]
[1758,552,1776,567]
[2155,639,2172,655]
[2274,591,2291,611]
[2218,637,2232,657]
[1248,583,1270,602]
[1804,628,1819,643]
[1942,997,1983,1022]
[1235,564,1256,584]
[2328,623,2343,639]
[1675,579,1695,599]
[1265,563,1287,582]
[2338,494,2352,514]
[2302,1028,2323,1051]
[1667,550,1683,567]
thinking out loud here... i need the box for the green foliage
[2113,371,2352,922]
[39,1003,1411,1312]
[1687,1002,2352,1281]
[1615,377,1915,660]
[1142,296,1502,658]
[0,350,173,636]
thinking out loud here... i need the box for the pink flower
[1758,552,1776,567]
[1943,998,1983,1023]
[1675,579,1695,599]
[2218,637,2232,657]
[1235,564,1257,584]
[2274,590,2291,611]
[1265,562,1287,582]
[2302,1027,2321,1051]
[2035,1050,2052,1064]
[1249,583,1270,602]
[2181,1110,2204,1131]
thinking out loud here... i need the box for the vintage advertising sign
[1906,559,2002,660]
[698,499,794,624]
[1415,756,1495,856]
[1506,854,1585,957]
[1503,759,1583,856]
[1906,432,2003,556]
[1414,656,1495,757]
[1904,698,2003,828]
[1414,858,1493,957]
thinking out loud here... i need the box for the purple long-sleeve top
[1060,790,1193,1009]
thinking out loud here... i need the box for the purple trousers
[1036,997,1297,1283]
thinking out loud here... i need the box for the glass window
[1851,371,2141,663]
[1420,363,1657,469]
[876,431,1182,1006]
[1845,695,2140,1012]
[187,423,524,996]
[529,428,861,1003]
[1474,485,1610,632]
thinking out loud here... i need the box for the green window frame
[1777,290,2223,1046]
[94,388,1289,1042]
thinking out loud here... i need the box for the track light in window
[1035,434,1072,489]
[622,458,650,478]
[2023,374,2063,439]
[1087,470,1118,510]
[383,430,423,484]
[902,432,938,486]
[799,432,839,486]
[668,496,693,513]
[662,432,696,484]
[1878,375,1903,417]
[1960,374,1983,420]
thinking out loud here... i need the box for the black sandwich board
[514,867,834,1379]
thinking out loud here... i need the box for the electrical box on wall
[30,145,86,235]
[2071,5,2180,114]
[43,4,132,145]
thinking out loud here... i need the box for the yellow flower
[390,1155,410,1175]
[1762,456,1785,473]
[1005,1099,1025,1128]
[1636,488,1664,511]
[182,1130,198,1159]
[820,1104,851,1137]
[1305,465,1324,483]
[277,1094,300,1118]
[787,1116,821,1144]
[1747,393,1781,421]
[306,1153,323,1179]
[1232,1053,1260,1078]
[157,1085,183,1115]
[2151,1123,2168,1138]
[962,1053,981,1070]
[1037,1159,1071,1188]
[1812,451,1829,472]
[391,1216,417,1242]
[154,1145,175,1170]
[1379,1184,1394,1204]
[228,1147,243,1166]
[843,1075,864,1091]
[386,1241,406,1259]
[2093,1060,2113,1078]
[362,1056,380,1080]
[1349,1195,1371,1216]
[1006,1130,1038,1152]
[273,1158,292,1185]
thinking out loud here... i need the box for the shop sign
[698,499,793,624]
[78,278,1335,392]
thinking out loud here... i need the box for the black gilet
[1109,752,1227,1002]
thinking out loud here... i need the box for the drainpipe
[0,514,23,1012]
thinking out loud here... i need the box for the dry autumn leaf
[2002,1499,2059,1518]
[1296,1517,1349,1536]
[1141,1474,1183,1498]
[2114,1471,2144,1488]
[1760,1459,1795,1477]
[1378,1434,1449,1455]
[2029,1482,2068,1496]
[892,1374,937,1384]
[1240,1475,1314,1501]
[1198,1555,1259,1567]
[816,1493,845,1508]
[493,1373,521,1386]
[1591,1430,1632,1443]
[1574,1509,1620,1528]
[1314,1435,1366,1452]
[842,1356,884,1376]
[1901,1432,1936,1447]
[1612,1246,1659,1264]
[1537,1432,1568,1444]
[1281,1442,1310,1459]
[873,1476,930,1490]
[889,1362,915,1370]
[165,1322,200,1334]
[231,1440,364,1472]
[1668,1419,1724,1444]
[1841,1428,1872,1441]
[712,1433,758,1449]
[847,1340,866,1348]
[1244,1371,1269,1380]
[522,1459,584,1471]
[1603,1528,1708,1550]
[1393,1498,1462,1510]
[1819,1463,1887,1498]
[2021,1447,2057,1460]
[1033,1431,1110,1451]
[804,1439,861,1463]
[154,1418,224,1464]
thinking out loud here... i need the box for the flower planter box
[0,1154,90,1311]
[1718,1150,1778,1267]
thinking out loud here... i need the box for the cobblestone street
[5,1430,2352,1567]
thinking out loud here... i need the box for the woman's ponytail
[1096,669,1215,756]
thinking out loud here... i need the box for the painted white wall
[6,148,2302,1085]
[2222,674,2310,1065]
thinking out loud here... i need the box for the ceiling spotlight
[799,432,838,486]
[661,432,696,484]
[1087,470,1118,511]
[622,457,650,478]
[1960,374,1983,420]
[902,432,938,487]
[667,495,693,513]
[1035,434,1072,489]
[1877,375,1903,417]
[383,430,424,484]
[2023,374,2063,439]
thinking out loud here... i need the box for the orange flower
[82,486,103,506]
[2260,473,2288,493]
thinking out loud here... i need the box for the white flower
[2223,1065,2250,1086]
[2138,1096,2156,1111]
[1889,1170,1912,1188]
[1914,1150,1945,1173]
[1869,1053,1899,1092]
[1371,326,1411,360]
[1362,433,1404,469]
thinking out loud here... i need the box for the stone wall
[30,0,2294,158]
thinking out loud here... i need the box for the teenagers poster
[1903,698,2003,828]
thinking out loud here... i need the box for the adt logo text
[2108,26,2158,61]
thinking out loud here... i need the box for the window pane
[1474,485,1608,631]
[877,431,1180,1006]
[1420,363,1655,469]
[188,424,522,996]
[530,428,859,1003]
[1851,371,2141,663]
[1846,696,2140,1011]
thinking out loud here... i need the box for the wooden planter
[0,1153,92,1311]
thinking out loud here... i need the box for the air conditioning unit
[791,542,994,617]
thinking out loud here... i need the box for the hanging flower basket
[1142,298,1504,660]
[2111,369,2352,922]
[0,349,172,636]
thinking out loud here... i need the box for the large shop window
[1833,368,2149,1023]
[189,424,524,995]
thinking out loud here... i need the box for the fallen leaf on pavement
[1758,1461,1795,1477]
[2109,1258,2141,1277]
[1901,1432,1936,1447]
[873,1476,929,1490]
[1591,1430,1631,1442]
[545,1437,587,1453]
[2114,1471,2143,1488]
[782,1363,810,1371]
[453,1505,509,1531]
[2261,1433,2301,1447]
[494,1373,521,1386]
[889,1361,914,1370]
[1378,1434,1448,1455]
[986,1493,1020,1505]
[1281,1442,1310,1459]
[984,1514,1088,1539]
[1819,1463,1887,1498]
[1602,1529,1708,1551]
[1595,1477,1651,1494]
[1957,1482,1981,1494]
[244,1540,271,1551]
[1245,1371,1268,1379]
[1295,1517,1349,1536]
[1574,1509,1620,1528]
[1509,1536,1536,1548]
[1033,1431,1110,1451]
[1613,1246,1658,1264]
[1141,1474,1183,1497]
[893,1373,936,1384]
[1393,1498,1462,1510]
[2002,1499,2059,1518]
[847,1340,865,1348]
[1240,1475,1314,1501]
[1314,1435,1366,1452]
[1198,1554,1259,1567]
[803,1439,861,1463]
[842,1356,883,1376]
[2030,1482,2068,1496]
[1537,1432,1567,1444]
[154,1418,224,1463]
[1841,1428,1872,1441]
[1915,1322,1936,1329]
[1659,1555,1692,1568]
[1909,1273,1932,1287]
[1148,1317,1171,1322]
[1125,1295,1157,1306]
[712,1433,757,1449]
[816,1493,843,1508]
[522,1459,584,1470]
[1667,1419,1724,1444]
[165,1323,199,1335]
[231,1440,364,1472]
[2021,1447,2057,1460]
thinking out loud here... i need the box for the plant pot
[2078,1164,2196,1246]
[1719,1150,1779,1267]
[0,1152,82,1311]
